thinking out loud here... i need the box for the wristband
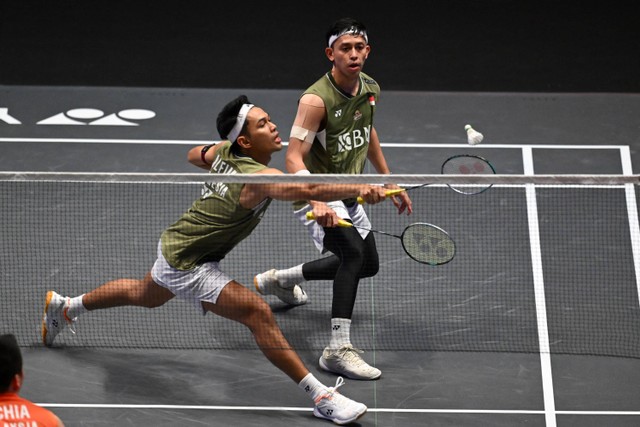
[200,144,215,165]
[295,169,311,175]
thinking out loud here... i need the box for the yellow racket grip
[305,211,352,227]
[356,188,406,204]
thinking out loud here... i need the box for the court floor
[1,86,640,426]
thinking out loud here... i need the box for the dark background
[0,0,638,92]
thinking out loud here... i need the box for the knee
[344,246,367,271]
[245,300,277,329]
[359,235,379,278]
[344,245,379,277]
[359,255,379,278]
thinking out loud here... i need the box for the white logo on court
[0,108,21,124]
[37,108,156,126]
[0,108,156,126]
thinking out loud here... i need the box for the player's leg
[204,280,308,381]
[301,231,378,281]
[315,228,382,380]
[204,281,367,424]
[42,273,175,346]
[321,226,368,319]
[258,201,378,286]
[82,273,175,309]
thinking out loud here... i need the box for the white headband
[227,103,254,142]
[328,29,368,48]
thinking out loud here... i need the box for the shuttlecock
[465,124,483,145]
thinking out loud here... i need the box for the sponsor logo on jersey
[337,126,370,153]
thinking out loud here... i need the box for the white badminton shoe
[319,344,382,380]
[42,290,76,346]
[254,269,308,306]
[313,377,367,425]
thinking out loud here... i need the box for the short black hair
[0,334,22,392]
[216,95,251,141]
[326,17,368,47]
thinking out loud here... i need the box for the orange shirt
[0,392,63,427]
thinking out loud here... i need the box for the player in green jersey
[42,95,390,425]
[255,18,412,381]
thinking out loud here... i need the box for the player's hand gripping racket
[306,212,455,265]
[357,154,496,203]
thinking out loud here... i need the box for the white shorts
[294,200,372,253]
[150,241,232,315]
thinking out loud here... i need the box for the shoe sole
[313,407,367,425]
[253,275,263,294]
[41,290,55,346]
[318,356,382,380]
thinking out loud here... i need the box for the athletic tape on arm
[290,125,317,144]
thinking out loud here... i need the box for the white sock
[66,294,87,319]
[298,373,327,402]
[275,264,304,288]
[329,318,351,350]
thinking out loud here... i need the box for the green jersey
[303,71,380,174]
[294,71,380,209]
[161,141,271,270]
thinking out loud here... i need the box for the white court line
[30,403,544,414]
[523,146,556,427]
[0,137,632,150]
[35,403,640,416]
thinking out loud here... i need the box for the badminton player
[255,18,412,381]
[42,95,388,425]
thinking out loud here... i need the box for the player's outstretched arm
[239,168,387,208]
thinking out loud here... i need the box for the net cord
[0,172,638,185]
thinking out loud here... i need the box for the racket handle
[305,211,352,227]
[356,188,406,204]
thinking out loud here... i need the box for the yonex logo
[326,409,333,415]
[305,385,310,392]
[334,109,342,118]
[332,325,341,331]
[0,107,156,126]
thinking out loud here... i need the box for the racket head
[400,223,456,265]
[441,154,496,195]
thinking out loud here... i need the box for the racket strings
[441,154,496,195]
[401,224,455,265]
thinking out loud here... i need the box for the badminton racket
[306,212,455,265]
[358,154,496,203]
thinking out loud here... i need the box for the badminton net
[1,172,639,359]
